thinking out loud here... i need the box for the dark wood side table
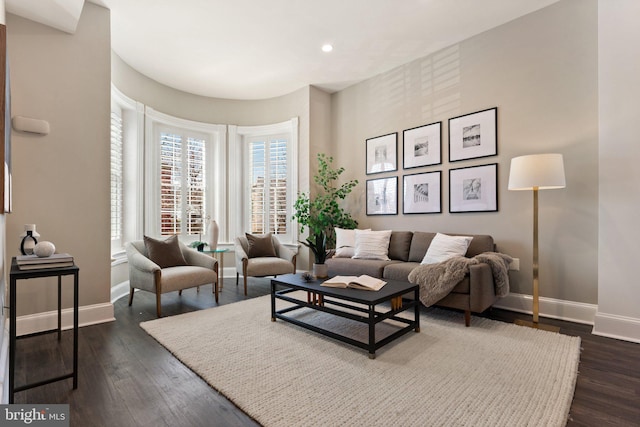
[9,257,79,403]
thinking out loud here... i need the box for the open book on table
[321,275,387,291]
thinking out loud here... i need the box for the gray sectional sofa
[326,231,498,326]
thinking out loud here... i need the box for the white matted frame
[403,122,441,169]
[366,133,397,174]
[449,163,498,213]
[448,107,497,162]
[403,171,441,214]
[366,176,398,215]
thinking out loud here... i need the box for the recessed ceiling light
[322,44,333,53]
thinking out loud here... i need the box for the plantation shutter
[110,110,123,241]
[186,137,206,236]
[160,132,207,236]
[248,137,288,235]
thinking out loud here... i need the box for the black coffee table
[271,274,420,359]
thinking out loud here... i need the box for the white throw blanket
[407,252,513,307]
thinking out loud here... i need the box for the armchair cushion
[246,233,277,258]
[143,235,187,268]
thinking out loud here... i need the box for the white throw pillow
[334,228,370,258]
[421,233,473,265]
[353,230,392,260]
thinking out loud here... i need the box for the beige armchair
[234,234,296,295]
[126,239,218,317]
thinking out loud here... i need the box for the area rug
[140,295,581,427]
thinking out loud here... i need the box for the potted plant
[189,241,208,252]
[293,153,358,277]
[187,206,210,251]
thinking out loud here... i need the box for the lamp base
[514,319,560,333]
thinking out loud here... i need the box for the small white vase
[19,224,41,255]
[207,220,219,251]
[313,263,328,278]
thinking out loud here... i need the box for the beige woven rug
[140,294,580,427]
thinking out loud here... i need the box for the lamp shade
[508,154,566,191]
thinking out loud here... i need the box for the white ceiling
[8,0,560,100]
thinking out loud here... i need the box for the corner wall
[595,0,640,343]
[6,3,113,325]
[331,0,599,316]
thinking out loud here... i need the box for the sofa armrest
[126,243,160,275]
[272,238,296,264]
[468,263,498,313]
[181,245,217,270]
[234,237,249,270]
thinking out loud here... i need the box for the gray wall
[6,3,111,315]
[330,0,598,304]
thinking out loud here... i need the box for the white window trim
[228,118,298,245]
[144,107,227,243]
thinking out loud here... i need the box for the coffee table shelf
[271,274,420,359]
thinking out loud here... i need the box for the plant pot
[197,243,205,252]
[313,263,328,278]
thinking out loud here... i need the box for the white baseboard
[111,281,130,303]
[592,312,640,344]
[493,293,597,326]
[16,303,115,337]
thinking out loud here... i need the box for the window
[159,132,207,236]
[110,110,123,243]
[145,108,226,244]
[229,118,298,244]
[111,85,144,257]
[248,136,288,234]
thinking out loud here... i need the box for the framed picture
[403,171,441,214]
[449,163,498,213]
[366,176,398,215]
[366,133,397,174]
[403,122,441,169]
[448,107,497,162]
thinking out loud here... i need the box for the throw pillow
[143,234,188,268]
[246,233,277,258]
[421,233,473,265]
[353,229,392,260]
[334,228,371,258]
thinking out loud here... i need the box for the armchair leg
[213,263,219,303]
[236,273,239,286]
[464,310,471,327]
[128,287,134,306]
[244,275,248,296]
[156,293,162,318]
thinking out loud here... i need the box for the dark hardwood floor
[13,277,640,427]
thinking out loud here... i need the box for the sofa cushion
[353,230,392,260]
[143,234,187,268]
[464,235,495,257]
[334,228,370,258]
[408,232,437,262]
[388,231,413,261]
[382,262,420,281]
[245,233,277,258]
[421,233,473,264]
[326,257,400,278]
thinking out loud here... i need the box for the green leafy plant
[189,241,208,250]
[293,153,358,264]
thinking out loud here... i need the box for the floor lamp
[508,154,565,332]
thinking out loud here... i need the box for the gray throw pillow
[246,233,277,258]
[143,234,188,268]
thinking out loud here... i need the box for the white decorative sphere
[34,241,56,257]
